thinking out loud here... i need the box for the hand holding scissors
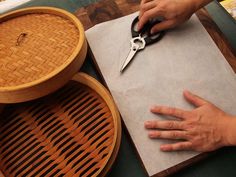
[120,16,165,73]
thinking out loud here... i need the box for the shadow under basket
[0,73,121,177]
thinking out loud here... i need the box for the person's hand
[138,0,210,33]
[144,90,236,152]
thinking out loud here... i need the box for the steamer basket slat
[0,73,121,177]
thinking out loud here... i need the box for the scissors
[120,16,165,72]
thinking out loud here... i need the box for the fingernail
[183,90,191,97]
[184,90,189,94]
[150,106,156,111]
[160,145,167,151]
[149,131,159,138]
[148,132,155,138]
[144,121,151,127]
[185,89,193,94]
[150,105,160,112]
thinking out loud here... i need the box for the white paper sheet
[86,12,236,176]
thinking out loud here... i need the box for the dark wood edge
[196,8,236,72]
[152,153,211,177]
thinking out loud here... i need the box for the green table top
[2,0,236,176]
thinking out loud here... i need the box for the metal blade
[120,44,139,72]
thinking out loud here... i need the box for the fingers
[150,20,176,33]
[148,130,188,140]
[160,142,193,151]
[145,120,183,130]
[140,0,153,6]
[183,90,208,107]
[139,1,157,19]
[150,106,189,119]
[138,7,163,31]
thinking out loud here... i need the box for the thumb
[183,90,208,107]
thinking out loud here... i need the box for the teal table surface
[2,0,236,176]
[206,1,236,52]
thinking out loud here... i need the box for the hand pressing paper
[86,12,236,176]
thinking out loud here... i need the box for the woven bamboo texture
[1,13,79,87]
[0,73,121,177]
[0,7,87,103]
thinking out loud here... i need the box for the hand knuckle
[170,108,176,115]
[196,115,203,122]
[144,11,152,18]
[178,144,184,149]
[140,6,145,11]
[158,106,163,112]
[155,132,160,137]
[185,121,195,129]
[171,132,178,138]
[167,121,174,129]
[179,143,186,149]
[181,122,187,129]
[153,121,158,128]
[157,3,164,9]
[184,131,192,139]
[178,122,184,129]
[178,111,184,118]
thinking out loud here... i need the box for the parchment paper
[86,12,236,176]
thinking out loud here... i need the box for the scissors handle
[131,16,165,45]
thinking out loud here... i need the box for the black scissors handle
[131,16,165,45]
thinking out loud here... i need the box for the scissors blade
[120,44,139,73]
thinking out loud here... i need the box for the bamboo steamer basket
[0,7,87,103]
[0,72,121,177]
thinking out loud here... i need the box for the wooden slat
[0,73,121,177]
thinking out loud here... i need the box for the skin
[145,90,236,152]
[139,0,236,152]
[138,0,213,33]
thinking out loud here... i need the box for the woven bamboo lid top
[0,11,80,88]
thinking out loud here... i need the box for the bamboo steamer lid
[0,7,87,103]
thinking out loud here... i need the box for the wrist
[222,116,236,146]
